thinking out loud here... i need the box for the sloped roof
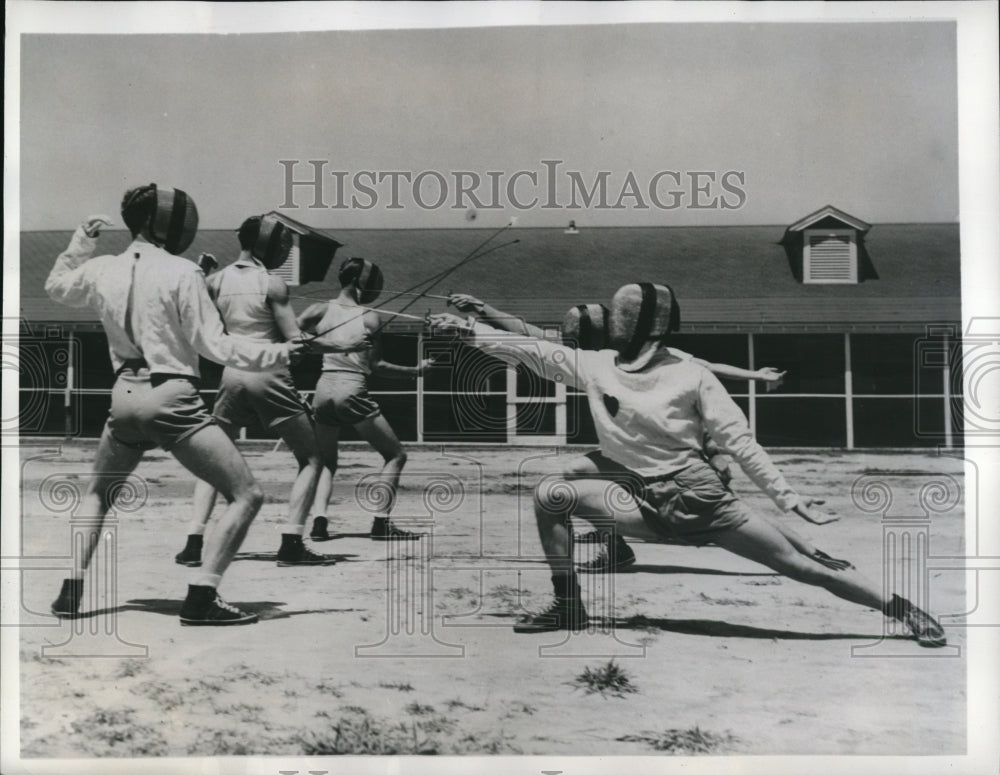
[18,222,960,332]
[785,204,872,233]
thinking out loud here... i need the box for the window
[803,228,857,284]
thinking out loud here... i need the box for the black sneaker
[276,537,337,567]
[513,599,588,634]
[179,591,258,627]
[174,535,203,567]
[885,594,947,648]
[309,516,333,542]
[370,519,421,541]
[51,578,83,618]
[577,534,636,572]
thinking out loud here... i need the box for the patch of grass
[617,726,739,754]
[132,680,185,711]
[69,707,168,756]
[572,660,638,699]
[115,659,147,678]
[453,729,523,754]
[378,680,415,692]
[698,592,757,607]
[225,663,280,685]
[314,680,344,697]
[445,587,476,600]
[445,698,484,712]
[300,709,440,755]
[405,701,436,716]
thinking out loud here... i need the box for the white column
[845,332,854,450]
[747,333,757,436]
[942,329,953,448]
[64,333,75,439]
[416,331,424,443]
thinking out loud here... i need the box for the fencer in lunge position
[175,215,362,569]
[445,293,848,574]
[297,258,436,541]
[429,283,946,646]
[45,185,306,626]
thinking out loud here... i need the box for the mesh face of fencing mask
[561,303,610,350]
[146,185,199,255]
[608,282,680,363]
[338,257,384,304]
[251,214,294,271]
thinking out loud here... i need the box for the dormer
[263,211,342,286]
[781,205,873,285]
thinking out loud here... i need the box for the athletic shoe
[174,535,203,567]
[309,516,333,542]
[884,594,947,648]
[513,599,588,634]
[901,606,947,648]
[51,578,83,618]
[276,537,337,566]
[577,534,636,572]
[179,589,258,627]
[370,519,421,541]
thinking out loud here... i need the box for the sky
[17,20,959,230]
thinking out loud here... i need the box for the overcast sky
[18,22,958,230]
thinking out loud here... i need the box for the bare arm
[365,310,430,377]
[449,294,547,339]
[693,357,786,384]
[296,302,328,334]
[266,275,301,342]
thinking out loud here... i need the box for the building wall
[18,329,963,448]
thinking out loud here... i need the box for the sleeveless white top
[316,299,372,374]
[208,256,282,343]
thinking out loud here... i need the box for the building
[17,206,962,448]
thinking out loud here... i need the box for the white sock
[281,523,305,537]
[192,572,222,588]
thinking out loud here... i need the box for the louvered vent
[805,232,856,284]
[268,238,301,286]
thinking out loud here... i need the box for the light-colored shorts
[313,371,381,427]
[212,367,310,430]
[107,368,215,451]
[583,451,752,545]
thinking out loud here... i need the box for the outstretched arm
[692,357,785,385]
[448,294,547,339]
[366,311,433,377]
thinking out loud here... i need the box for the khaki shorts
[583,451,752,545]
[213,367,310,430]
[313,371,381,427]
[107,368,215,451]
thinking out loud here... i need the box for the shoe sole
[175,559,202,567]
[513,621,588,634]
[276,560,338,567]
[371,535,421,541]
[309,535,334,542]
[577,556,637,573]
[180,616,259,626]
[51,607,80,618]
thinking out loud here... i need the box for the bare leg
[176,422,238,566]
[51,425,144,616]
[274,412,323,532]
[353,414,407,519]
[170,424,263,585]
[308,422,341,540]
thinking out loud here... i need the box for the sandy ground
[15,441,966,758]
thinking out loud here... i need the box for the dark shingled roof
[19,222,960,332]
